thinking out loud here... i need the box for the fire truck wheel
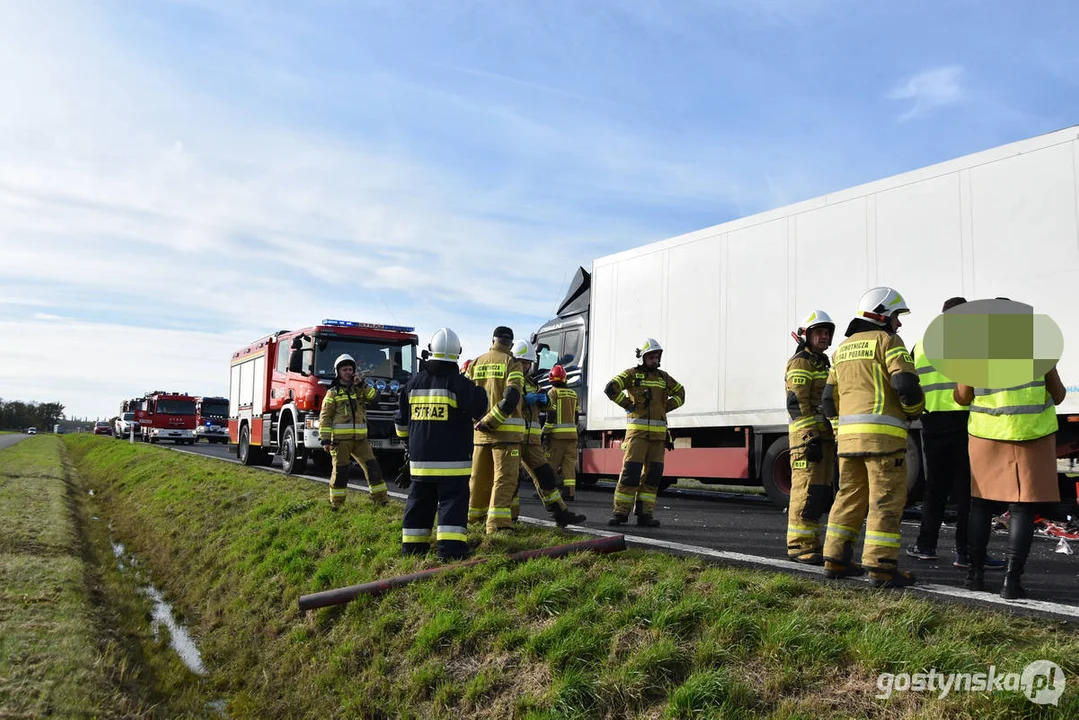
[282,425,305,475]
[239,425,261,466]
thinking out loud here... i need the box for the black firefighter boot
[552,505,587,528]
[635,499,661,527]
[1001,505,1036,600]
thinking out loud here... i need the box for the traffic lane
[0,433,30,451]
[523,482,1079,609]
[177,442,1079,609]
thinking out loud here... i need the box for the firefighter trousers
[468,443,521,534]
[823,450,908,576]
[328,439,387,507]
[613,435,665,516]
[515,442,568,519]
[545,438,578,499]
[401,478,470,560]
[786,440,835,561]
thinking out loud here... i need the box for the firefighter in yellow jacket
[512,342,587,528]
[466,326,526,534]
[822,287,925,588]
[543,364,579,500]
[784,310,837,565]
[319,353,387,509]
[605,338,685,527]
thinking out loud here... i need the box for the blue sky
[1,0,1078,418]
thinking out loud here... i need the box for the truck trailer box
[585,126,1079,433]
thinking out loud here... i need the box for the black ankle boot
[1001,558,1027,599]
[964,549,986,591]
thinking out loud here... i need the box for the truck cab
[194,396,230,443]
[230,319,419,475]
[532,267,591,421]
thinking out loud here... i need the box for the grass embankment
[47,436,1079,718]
[0,436,217,718]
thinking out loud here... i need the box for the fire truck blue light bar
[321,319,416,333]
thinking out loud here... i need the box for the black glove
[394,452,411,489]
[805,438,823,463]
[665,431,675,451]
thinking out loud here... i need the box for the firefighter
[319,353,387,509]
[466,327,526,534]
[821,287,925,588]
[543,364,579,500]
[512,342,587,527]
[394,328,489,561]
[784,310,837,565]
[604,338,685,527]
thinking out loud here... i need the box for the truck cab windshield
[156,399,196,415]
[202,402,229,418]
[313,337,417,382]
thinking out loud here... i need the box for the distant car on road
[93,422,113,436]
[26,427,37,435]
[114,412,140,439]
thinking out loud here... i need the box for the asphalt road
[175,439,1079,623]
[0,433,30,451]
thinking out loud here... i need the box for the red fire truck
[194,396,230,443]
[130,391,198,444]
[228,319,418,474]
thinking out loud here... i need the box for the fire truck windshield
[201,402,229,418]
[313,338,417,381]
[156,399,196,415]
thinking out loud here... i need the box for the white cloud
[887,65,965,121]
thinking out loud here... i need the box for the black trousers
[401,478,470,559]
[916,430,970,553]
[968,498,1047,566]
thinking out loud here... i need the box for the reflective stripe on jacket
[605,366,685,439]
[319,381,377,442]
[544,384,579,440]
[466,343,526,444]
[395,364,489,479]
[785,349,832,449]
[827,329,922,456]
[968,379,1058,442]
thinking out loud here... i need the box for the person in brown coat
[954,367,1066,599]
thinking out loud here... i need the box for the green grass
[32,435,1079,718]
[0,436,222,718]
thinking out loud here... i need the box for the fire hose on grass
[299,534,627,611]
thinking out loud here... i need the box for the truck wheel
[239,425,260,466]
[281,426,305,475]
[760,435,792,510]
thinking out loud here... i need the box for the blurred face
[643,352,661,370]
[338,364,356,383]
[807,326,832,353]
[520,360,533,374]
[889,314,903,331]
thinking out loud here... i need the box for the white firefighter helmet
[511,339,538,366]
[636,337,663,360]
[856,287,910,325]
[428,328,463,362]
[796,310,836,337]
[334,353,357,374]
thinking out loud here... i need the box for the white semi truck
[532,125,1079,509]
